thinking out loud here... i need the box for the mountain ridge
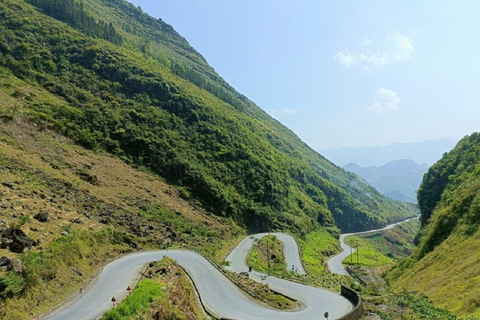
[0,1,417,318]
[344,159,428,203]
[0,0,415,235]
[388,132,480,317]
[321,139,457,167]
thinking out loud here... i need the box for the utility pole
[266,239,270,268]
[356,241,359,265]
[350,240,353,264]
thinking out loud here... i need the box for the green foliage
[300,229,340,274]
[343,219,420,267]
[102,279,163,320]
[28,0,122,45]
[298,229,349,290]
[0,272,26,298]
[389,132,480,317]
[0,0,415,237]
[248,235,286,273]
[417,132,480,258]
[343,235,394,267]
[394,293,457,320]
[1,229,123,296]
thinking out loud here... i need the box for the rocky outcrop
[0,256,11,267]
[0,228,37,253]
[9,259,23,273]
[2,181,14,189]
[33,212,49,222]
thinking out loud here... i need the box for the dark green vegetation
[389,133,480,317]
[365,292,461,320]
[0,0,415,237]
[28,0,123,45]
[417,133,480,258]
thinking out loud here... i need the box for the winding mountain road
[225,232,306,275]
[327,216,420,275]
[45,233,353,320]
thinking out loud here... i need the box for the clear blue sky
[129,0,480,150]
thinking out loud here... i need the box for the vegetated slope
[344,160,428,203]
[0,112,243,318]
[389,133,480,317]
[343,219,420,268]
[248,235,287,274]
[0,0,415,236]
[102,258,210,320]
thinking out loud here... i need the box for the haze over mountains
[320,139,457,167]
[344,160,428,203]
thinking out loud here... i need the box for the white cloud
[368,88,402,113]
[333,51,357,67]
[282,108,298,115]
[334,32,413,68]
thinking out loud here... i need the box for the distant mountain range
[344,159,429,203]
[320,139,457,167]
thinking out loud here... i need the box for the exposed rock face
[33,212,49,222]
[0,256,11,267]
[1,181,14,189]
[9,259,23,273]
[0,228,37,253]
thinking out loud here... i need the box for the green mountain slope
[0,0,415,235]
[389,132,480,317]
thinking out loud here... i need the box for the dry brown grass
[0,77,244,319]
[392,226,480,317]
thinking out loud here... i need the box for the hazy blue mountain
[320,139,457,167]
[344,159,429,203]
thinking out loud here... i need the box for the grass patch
[0,229,130,320]
[103,257,210,320]
[295,229,350,290]
[300,229,340,275]
[390,227,480,317]
[102,279,163,320]
[343,235,394,267]
[394,293,459,320]
[343,220,420,268]
[248,235,286,274]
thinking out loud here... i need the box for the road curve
[327,216,420,275]
[225,232,306,275]
[45,233,353,320]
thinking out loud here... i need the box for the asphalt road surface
[327,216,420,275]
[45,233,353,320]
[225,232,306,275]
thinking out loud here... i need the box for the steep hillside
[389,132,480,317]
[344,160,428,203]
[0,116,243,319]
[0,0,415,235]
